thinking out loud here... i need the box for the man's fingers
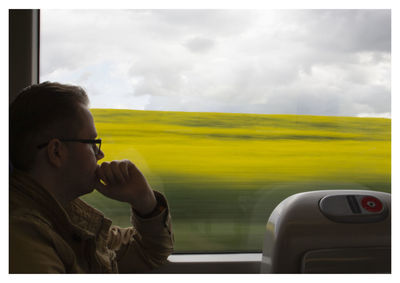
[120,161,130,182]
[96,165,109,186]
[127,162,140,177]
[94,160,154,207]
[98,161,131,186]
[101,162,117,184]
[110,161,127,184]
[95,178,107,192]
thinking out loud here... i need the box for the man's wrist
[133,192,166,218]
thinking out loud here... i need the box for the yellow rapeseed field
[82,109,391,252]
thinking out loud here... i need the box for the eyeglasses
[37,139,102,155]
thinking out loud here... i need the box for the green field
[81,109,391,252]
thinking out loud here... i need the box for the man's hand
[95,160,157,216]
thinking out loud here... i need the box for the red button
[361,196,383,212]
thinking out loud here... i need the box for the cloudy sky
[40,9,391,117]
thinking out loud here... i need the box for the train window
[40,10,391,253]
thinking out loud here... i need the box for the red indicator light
[361,196,383,212]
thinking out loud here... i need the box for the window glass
[40,10,391,252]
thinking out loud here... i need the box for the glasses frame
[37,139,102,155]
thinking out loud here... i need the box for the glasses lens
[95,141,101,155]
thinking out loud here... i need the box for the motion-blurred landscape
[82,109,391,252]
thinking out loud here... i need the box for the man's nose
[96,149,105,161]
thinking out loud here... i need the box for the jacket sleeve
[106,191,174,273]
[9,216,67,273]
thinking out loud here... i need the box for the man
[9,82,174,273]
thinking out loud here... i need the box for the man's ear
[46,139,66,168]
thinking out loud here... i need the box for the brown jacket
[9,170,174,273]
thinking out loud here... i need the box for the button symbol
[361,196,383,212]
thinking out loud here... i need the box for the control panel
[319,194,388,223]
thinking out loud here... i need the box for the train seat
[260,190,391,273]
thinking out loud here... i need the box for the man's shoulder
[10,207,54,231]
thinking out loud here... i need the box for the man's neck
[27,169,74,209]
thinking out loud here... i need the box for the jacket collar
[10,169,112,240]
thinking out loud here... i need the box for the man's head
[10,82,104,199]
[10,82,90,171]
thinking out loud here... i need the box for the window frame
[9,9,40,103]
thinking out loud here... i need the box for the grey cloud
[128,54,192,97]
[152,10,257,37]
[244,10,391,71]
[294,10,391,53]
[184,37,216,53]
[40,9,391,118]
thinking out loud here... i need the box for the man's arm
[107,192,174,272]
[95,160,174,272]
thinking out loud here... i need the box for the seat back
[260,190,391,273]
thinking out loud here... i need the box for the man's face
[63,105,104,197]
